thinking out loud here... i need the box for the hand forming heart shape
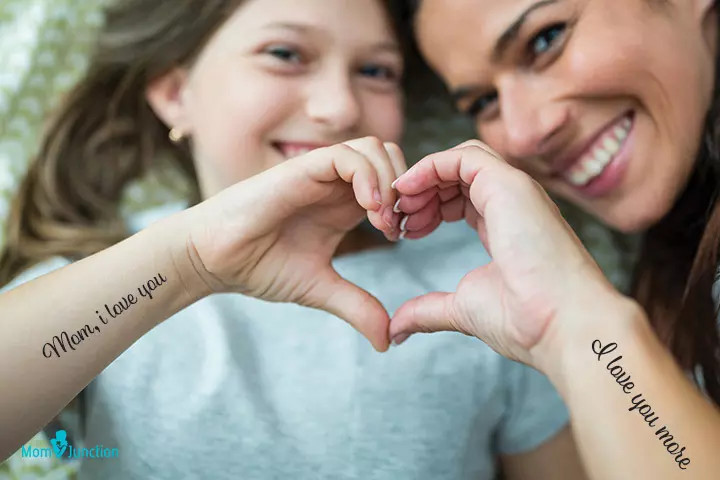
[180,137,628,365]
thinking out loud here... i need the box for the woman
[389,0,720,477]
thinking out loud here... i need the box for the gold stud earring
[168,128,185,143]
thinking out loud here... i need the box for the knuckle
[465,142,499,159]
[324,143,358,160]
[383,141,400,154]
[460,139,485,149]
[359,136,385,151]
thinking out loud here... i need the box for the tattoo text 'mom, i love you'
[41,273,168,359]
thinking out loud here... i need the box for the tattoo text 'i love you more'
[42,273,168,359]
[592,339,691,471]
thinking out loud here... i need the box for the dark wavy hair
[398,0,720,407]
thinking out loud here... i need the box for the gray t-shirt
[4,203,569,479]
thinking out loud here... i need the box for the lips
[562,113,634,188]
[273,142,329,159]
[551,111,635,183]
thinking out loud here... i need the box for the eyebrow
[493,0,558,62]
[450,0,559,104]
[263,22,314,33]
[262,22,401,54]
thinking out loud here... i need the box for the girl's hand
[388,140,626,368]
[181,137,406,352]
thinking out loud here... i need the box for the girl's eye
[359,64,398,81]
[529,23,566,57]
[466,92,498,119]
[265,46,302,63]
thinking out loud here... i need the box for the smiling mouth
[272,142,326,160]
[561,112,634,188]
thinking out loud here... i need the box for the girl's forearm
[539,300,720,480]
[0,210,210,460]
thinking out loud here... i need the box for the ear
[145,67,192,134]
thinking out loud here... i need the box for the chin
[605,215,655,235]
[600,196,675,234]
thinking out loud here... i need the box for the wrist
[152,208,214,304]
[529,288,650,398]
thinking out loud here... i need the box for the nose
[499,79,571,160]
[305,68,362,134]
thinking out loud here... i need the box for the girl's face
[149,0,404,199]
[414,0,717,233]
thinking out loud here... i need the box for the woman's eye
[466,92,498,118]
[529,23,566,56]
[265,46,302,63]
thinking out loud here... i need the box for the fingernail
[391,333,411,346]
[373,188,382,205]
[391,178,399,190]
[382,207,395,229]
[393,198,402,213]
[399,215,409,231]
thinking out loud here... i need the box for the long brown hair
[399,0,720,406]
[0,0,408,286]
[631,3,720,405]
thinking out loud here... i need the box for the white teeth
[594,148,611,164]
[603,137,620,154]
[584,158,605,176]
[570,169,590,185]
[563,115,633,187]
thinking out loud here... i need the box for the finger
[393,143,510,196]
[344,137,397,208]
[439,194,467,223]
[400,195,440,232]
[389,291,459,343]
[401,211,442,240]
[384,142,409,181]
[367,209,401,241]
[302,144,382,212]
[438,185,462,203]
[305,144,402,238]
[313,268,391,352]
[394,188,437,214]
[449,139,502,159]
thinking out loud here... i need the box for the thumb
[389,292,462,345]
[309,269,391,352]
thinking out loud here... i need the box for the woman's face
[149,0,404,199]
[414,0,717,233]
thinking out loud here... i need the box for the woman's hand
[388,140,628,368]
[181,137,406,352]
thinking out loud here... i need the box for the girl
[0,0,582,479]
[389,0,720,478]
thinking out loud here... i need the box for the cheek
[186,65,297,179]
[568,16,710,192]
[566,11,709,145]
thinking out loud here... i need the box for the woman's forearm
[539,300,720,479]
[0,209,210,460]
